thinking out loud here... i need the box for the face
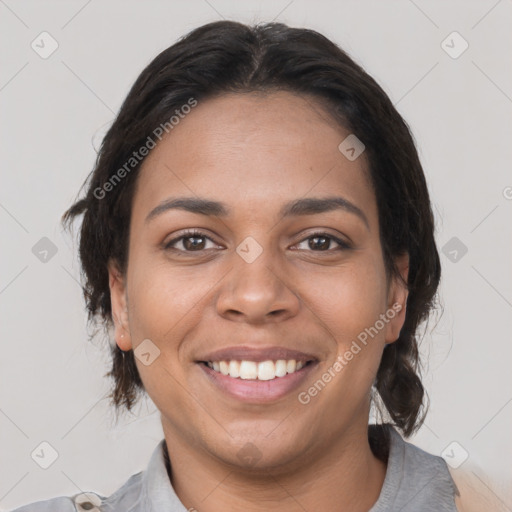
[109,91,408,471]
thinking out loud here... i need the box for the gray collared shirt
[10,424,459,511]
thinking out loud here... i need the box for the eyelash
[163,229,352,254]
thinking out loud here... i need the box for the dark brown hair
[63,20,441,437]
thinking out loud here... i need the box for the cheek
[307,256,389,342]
[125,260,207,407]
[323,259,390,396]
[305,282,388,422]
[303,255,389,397]
[127,258,213,344]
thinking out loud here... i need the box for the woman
[13,19,464,512]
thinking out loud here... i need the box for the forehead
[132,91,376,225]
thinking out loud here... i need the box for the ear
[385,252,409,344]
[107,259,132,351]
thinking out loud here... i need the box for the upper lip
[196,346,318,363]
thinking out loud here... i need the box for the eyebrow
[145,196,369,229]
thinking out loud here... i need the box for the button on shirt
[10,424,459,511]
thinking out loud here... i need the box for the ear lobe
[385,253,409,344]
[108,259,132,351]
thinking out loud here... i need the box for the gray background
[1,0,511,509]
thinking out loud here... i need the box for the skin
[109,91,409,512]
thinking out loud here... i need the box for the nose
[216,246,300,324]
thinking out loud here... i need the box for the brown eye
[182,234,206,251]
[295,232,351,252]
[164,230,218,252]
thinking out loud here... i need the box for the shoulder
[8,438,175,512]
[9,471,144,512]
[9,492,104,512]
[373,425,460,511]
[386,425,456,482]
[401,434,460,498]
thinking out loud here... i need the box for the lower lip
[197,362,318,403]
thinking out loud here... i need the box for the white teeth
[228,360,240,378]
[206,359,309,380]
[239,360,258,380]
[275,359,287,377]
[219,361,229,376]
[257,360,275,381]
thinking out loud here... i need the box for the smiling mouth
[199,359,314,381]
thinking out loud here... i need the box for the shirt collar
[140,439,188,511]
[140,426,403,511]
[369,424,404,510]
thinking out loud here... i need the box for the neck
[162,419,388,512]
